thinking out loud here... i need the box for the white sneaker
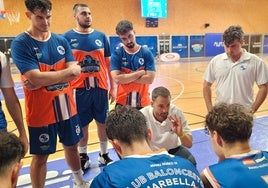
[73,180,90,188]
[98,152,113,165]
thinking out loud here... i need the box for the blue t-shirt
[90,151,204,188]
[203,150,268,188]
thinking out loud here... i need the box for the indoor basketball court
[7,56,268,187]
[0,0,268,187]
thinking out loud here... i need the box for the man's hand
[68,63,81,77]
[109,88,116,104]
[23,80,41,90]
[168,115,183,137]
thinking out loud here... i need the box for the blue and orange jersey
[111,46,155,107]
[62,29,111,90]
[203,150,268,187]
[11,32,77,127]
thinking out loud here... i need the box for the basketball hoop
[0,10,6,19]
[5,10,20,25]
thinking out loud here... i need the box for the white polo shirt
[140,104,192,151]
[203,50,268,107]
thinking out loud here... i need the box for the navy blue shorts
[75,87,108,127]
[28,115,83,155]
[0,105,7,130]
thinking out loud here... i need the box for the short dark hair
[151,86,171,101]
[0,132,25,174]
[25,0,52,13]
[73,3,89,13]
[106,105,148,146]
[205,103,253,143]
[115,20,133,35]
[222,25,244,45]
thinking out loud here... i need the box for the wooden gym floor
[4,55,268,167]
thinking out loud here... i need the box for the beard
[78,18,91,29]
[80,23,91,29]
[159,113,168,120]
[126,42,135,49]
[154,111,168,122]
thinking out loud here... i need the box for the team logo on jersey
[46,83,68,91]
[57,46,65,55]
[240,64,247,70]
[95,39,102,47]
[122,57,128,66]
[39,133,49,143]
[70,39,79,48]
[138,58,145,65]
[34,47,42,59]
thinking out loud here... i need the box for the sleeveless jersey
[110,46,155,107]
[11,32,77,127]
[63,29,111,90]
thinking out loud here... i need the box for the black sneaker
[80,153,91,172]
[98,153,113,165]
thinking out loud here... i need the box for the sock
[78,146,87,154]
[72,169,83,185]
[100,141,108,155]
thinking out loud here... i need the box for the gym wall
[0,0,268,36]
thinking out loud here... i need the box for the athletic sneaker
[80,153,91,172]
[98,152,113,165]
[73,180,90,188]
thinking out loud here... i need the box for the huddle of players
[6,0,268,188]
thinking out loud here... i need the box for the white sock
[78,146,87,154]
[100,141,108,155]
[72,169,83,185]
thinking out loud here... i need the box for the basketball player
[11,0,88,187]
[201,103,268,187]
[111,20,155,109]
[90,105,204,188]
[63,3,115,172]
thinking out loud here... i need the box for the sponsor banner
[263,35,268,54]
[136,36,158,56]
[189,35,205,57]
[171,35,188,58]
[109,36,122,53]
[205,33,224,57]
[249,34,262,54]
[243,35,250,52]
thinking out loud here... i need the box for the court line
[153,74,185,102]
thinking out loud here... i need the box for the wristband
[179,132,186,138]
